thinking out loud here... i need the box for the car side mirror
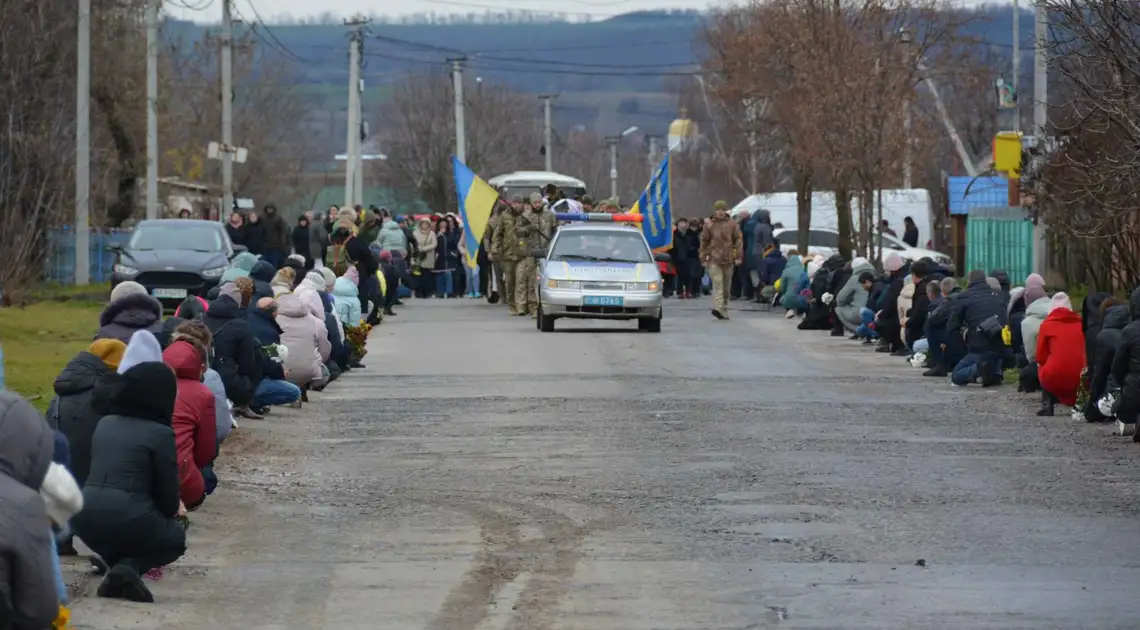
[530,248,546,259]
[654,252,671,263]
[231,244,248,255]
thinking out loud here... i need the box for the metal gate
[965,206,1034,282]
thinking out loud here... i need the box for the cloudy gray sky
[170,0,994,22]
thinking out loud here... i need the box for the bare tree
[374,72,542,212]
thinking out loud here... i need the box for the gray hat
[967,269,986,284]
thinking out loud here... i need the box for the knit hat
[318,267,337,290]
[1051,291,1072,312]
[884,252,904,272]
[344,266,360,286]
[967,269,986,284]
[287,254,306,266]
[109,281,147,303]
[713,200,727,211]
[528,192,543,205]
[117,330,163,375]
[303,270,327,293]
[852,256,870,269]
[218,282,242,304]
[1023,285,1047,305]
[985,276,1001,291]
[1025,273,1045,289]
[87,339,127,369]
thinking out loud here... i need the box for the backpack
[326,239,356,276]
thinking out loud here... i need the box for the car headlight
[201,266,227,279]
[113,264,139,276]
[546,279,581,289]
[625,282,660,291]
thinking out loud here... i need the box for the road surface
[69,299,1140,629]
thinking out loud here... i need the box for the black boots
[1036,391,1056,416]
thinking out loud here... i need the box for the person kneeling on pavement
[70,331,187,603]
[205,282,263,419]
[946,269,1007,387]
[276,293,331,399]
[1017,284,1051,392]
[1034,292,1086,416]
[1087,301,1128,423]
[921,277,964,377]
[162,336,217,509]
[871,253,908,354]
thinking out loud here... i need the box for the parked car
[773,227,951,267]
[110,219,246,308]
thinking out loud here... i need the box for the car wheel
[539,308,556,333]
[639,315,662,333]
[536,303,543,330]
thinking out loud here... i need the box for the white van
[730,189,936,250]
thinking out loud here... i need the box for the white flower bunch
[909,351,927,368]
[1098,392,1117,417]
[822,292,834,305]
[1070,407,1085,421]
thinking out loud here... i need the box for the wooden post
[1008,177,1021,207]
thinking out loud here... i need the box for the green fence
[965,206,1034,281]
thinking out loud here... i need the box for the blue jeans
[435,270,454,297]
[252,378,301,407]
[951,351,1001,386]
[912,338,930,354]
[51,531,67,604]
[855,307,878,339]
[464,265,480,296]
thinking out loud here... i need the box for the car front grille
[135,271,207,290]
[581,282,624,291]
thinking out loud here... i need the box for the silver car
[533,223,667,333]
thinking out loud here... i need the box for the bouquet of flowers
[263,343,288,365]
[1072,366,1091,421]
[908,351,927,369]
[344,323,372,360]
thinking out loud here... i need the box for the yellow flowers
[1001,325,1012,346]
[52,605,72,629]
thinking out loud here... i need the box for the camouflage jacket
[491,210,527,261]
[517,209,555,253]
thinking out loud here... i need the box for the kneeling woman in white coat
[275,293,331,390]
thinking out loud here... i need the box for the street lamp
[606,127,639,202]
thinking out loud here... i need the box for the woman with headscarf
[1009,273,1045,357]
[96,282,164,344]
[225,211,246,246]
[776,252,808,317]
[70,332,187,603]
[162,336,216,509]
[1035,292,1085,416]
[412,219,438,298]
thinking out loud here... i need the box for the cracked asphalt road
[70,299,1140,629]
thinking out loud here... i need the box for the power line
[362,49,701,76]
[165,0,215,11]
[236,0,313,62]
[413,0,698,20]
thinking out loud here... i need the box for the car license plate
[583,295,623,307]
[152,288,187,299]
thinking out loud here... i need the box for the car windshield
[130,223,224,252]
[549,230,651,263]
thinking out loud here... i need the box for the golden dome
[668,108,695,137]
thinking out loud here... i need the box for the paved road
[70,299,1140,629]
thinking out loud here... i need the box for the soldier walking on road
[516,193,557,318]
[484,201,507,305]
[491,196,526,316]
[699,200,743,320]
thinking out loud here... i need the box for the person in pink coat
[274,293,330,389]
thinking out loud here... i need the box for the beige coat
[898,279,916,327]
[414,228,437,268]
[275,293,331,386]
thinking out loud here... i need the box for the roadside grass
[1,299,105,410]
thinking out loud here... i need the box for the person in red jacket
[1036,292,1086,416]
[161,338,217,509]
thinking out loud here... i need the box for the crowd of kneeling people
[0,211,395,628]
[770,248,1140,430]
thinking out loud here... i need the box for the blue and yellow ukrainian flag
[452,156,499,269]
[628,154,673,252]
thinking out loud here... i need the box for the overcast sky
[170,0,995,23]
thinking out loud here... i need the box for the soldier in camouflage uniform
[516,192,557,317]
[491,195,526,315]
[483,199,508,304]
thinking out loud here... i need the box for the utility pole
[900,27,914,189]
[647,136,659,179]
[75,0,91,285]
[450,57,467,164]
[355,120,365,206]
[344,16,368,208]
[1012,0,1021,132]
[221,0,234,216]
[538,94,556,171]
[145,0,159,220]
[605,136,619,201]
[1032,0,1048,274]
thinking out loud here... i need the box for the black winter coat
[264,212,290,251]
[323,299,349,370]
[246,307,286,381]
[49,352,117,486]
[243,220,267,255]
[947,280,1006,353]
[1082,292,1113,368]
[670,229,700,266]
[292,224,312,259]
[1111,289,1140,414]
[1090,305,1129,406]
[70,363,185,557]
[95,293,164,344]
[906,272,944,338]
[877,271,906,322]
[203,295,260,406]
[225,222,245,246]
[926,287,963,332]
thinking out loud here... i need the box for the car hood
[892,246,948,262]
[122,249,229,271]
[543,260,659,282]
